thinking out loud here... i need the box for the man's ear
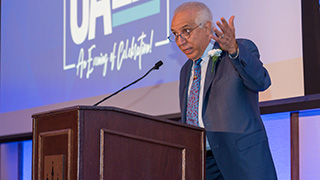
[204,21,213,35]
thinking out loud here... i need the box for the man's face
[170,10,211,61]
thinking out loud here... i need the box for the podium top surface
[32,105,153,119]
[32,105,204,132]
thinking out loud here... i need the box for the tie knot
[195,58,202,66]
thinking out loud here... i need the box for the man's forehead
[171,11,196,31]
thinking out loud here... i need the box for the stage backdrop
[0,0,304,136]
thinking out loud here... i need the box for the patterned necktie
[186,58,202,126]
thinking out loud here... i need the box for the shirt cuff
[228,47,239,59]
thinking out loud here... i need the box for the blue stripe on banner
[112,0,160,27]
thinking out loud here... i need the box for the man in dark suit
[168,2,277,180]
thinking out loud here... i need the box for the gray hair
[174,2,213,28]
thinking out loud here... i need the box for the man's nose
[176,35,187,46]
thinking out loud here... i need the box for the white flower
[208,49,222,57]
[208,48,222,73]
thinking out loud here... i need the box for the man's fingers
[229,16,235,28]
[210,16,237,53]
[212,27,223,37]
[216,16,235,37]
[216,21,226,34]
[221,17,229,27]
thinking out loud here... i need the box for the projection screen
[0,0,303,136]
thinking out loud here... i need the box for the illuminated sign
[63,0,170,79]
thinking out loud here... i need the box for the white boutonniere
[208,49,222,73]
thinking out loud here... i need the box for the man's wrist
[229,47,239,59]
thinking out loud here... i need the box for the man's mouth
[183,47,193,54]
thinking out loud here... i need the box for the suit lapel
[181,60,193,122]
[182,60,193,90]
[203,42,224,97]
[204,57,214,97]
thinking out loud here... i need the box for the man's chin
[186,55,199,61]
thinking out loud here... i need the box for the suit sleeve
[229,39,271,92]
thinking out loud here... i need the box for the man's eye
[182,29,191,34]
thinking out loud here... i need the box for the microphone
[93,60,163,106]
[154,60,163,70]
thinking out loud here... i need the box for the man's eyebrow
[181,25,192,29]
[171,24,192,32]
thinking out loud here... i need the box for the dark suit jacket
[179,39,277,179]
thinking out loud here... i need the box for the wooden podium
[32,106,205,180]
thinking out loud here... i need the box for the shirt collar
[200,41,214,63]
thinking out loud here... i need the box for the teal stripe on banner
[112,0,160,27]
